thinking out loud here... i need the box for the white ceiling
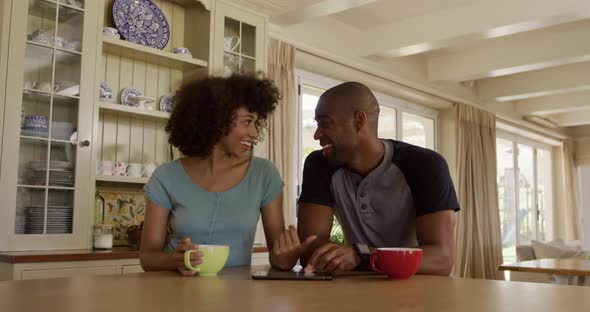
[266,0,590,131]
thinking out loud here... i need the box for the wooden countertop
[1,266,590,311]
[499,259,590,276]
[0,246,268,264]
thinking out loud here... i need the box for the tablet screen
[251,270,333,281]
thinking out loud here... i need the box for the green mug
[184,245,229,276]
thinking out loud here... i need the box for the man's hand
[271,225,317,270]
[303,242,359,273]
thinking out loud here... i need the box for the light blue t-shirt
[143,157,284,267]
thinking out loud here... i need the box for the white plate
[120,87,143,106]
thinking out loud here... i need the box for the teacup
[30,29,52,44]
[173,47,191,56]
[144,163,157,177]
[36,82,58,93]
[96,160,114,176]
[127,163,144,177]
[24,81,36,90]
[184,245,229,275]
[113,161,128,176]
[370,247,422,279]
[54,36,65,48]
[103,27,120,39]
[223,36,240,52]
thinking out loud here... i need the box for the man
[297,82,459,275]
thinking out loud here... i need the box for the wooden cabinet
[0,0,100,251]
[0,259,142,281]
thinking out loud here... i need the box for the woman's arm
[261,194,316,270]
[139,199,203,276]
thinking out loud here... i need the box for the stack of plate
[27,160,74,186]
[15,214,25,234]
[25,206,73,234]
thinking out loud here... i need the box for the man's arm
[415,210,455,275]
[297,202,334,266]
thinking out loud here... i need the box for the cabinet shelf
[102,36,208,70]
[95,175,148,184]
[98,101,170,120]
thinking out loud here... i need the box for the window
[496,135,553,264]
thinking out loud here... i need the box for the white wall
[581,166,590,249]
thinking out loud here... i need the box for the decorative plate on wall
[112,0,170,50]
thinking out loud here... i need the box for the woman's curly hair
[166,73,280,157]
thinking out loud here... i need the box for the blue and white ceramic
[159,94,175,112]
[99,81,114,102]
[112,0,170,50]
[22,115,49,138]
[121,87,144,106]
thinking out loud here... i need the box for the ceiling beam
[515,90,590,115]
[477,62,590,102]
[358,0,590,57]
[428,21,590,82]
[550,109,590,127]
[270,0,378,26]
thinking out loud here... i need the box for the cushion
[531,240,578,259]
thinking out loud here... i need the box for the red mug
[370,247,422,279]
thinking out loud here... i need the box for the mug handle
[370,253,384,273]
[230,36,240,52]
[184,250,201,272]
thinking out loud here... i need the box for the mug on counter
[370,247,422,279]
[184,245,230,275]
[113,161,128,176]
[96,160,114,176]
[127,163,145,177]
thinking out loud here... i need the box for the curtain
[453,103,503,279]
[553,139,582,241]
[267,39,297,225]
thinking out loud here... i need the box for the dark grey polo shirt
[298,139,459,248]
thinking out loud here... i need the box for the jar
[93,224,113,250]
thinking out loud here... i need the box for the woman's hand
[173,237,203,276]
[271,225,317,271]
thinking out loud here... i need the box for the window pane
[300,85,323,170]
[536,149,553,241]
[378,106,396,139]
[518,144,535,245]
[402,112,434,149]
[497,138,516,263]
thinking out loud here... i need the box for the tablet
[251,270,333,281]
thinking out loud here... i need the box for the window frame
[496,129,554,249]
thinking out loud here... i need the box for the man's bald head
[319,82,380,132]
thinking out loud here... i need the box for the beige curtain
[453,103,503,280]
[267,39,297,225]
[553,139,582,241]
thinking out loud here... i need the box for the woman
[140,73,315,276]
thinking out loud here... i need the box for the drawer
[20,266,119,280]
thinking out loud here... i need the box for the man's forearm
[416,244,453,276]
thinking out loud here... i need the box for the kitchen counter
[0,246,268,263]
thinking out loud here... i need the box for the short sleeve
[400,148,460,216]
[297,150,334,207]
[260,159,285,208]
[143,165,173,209]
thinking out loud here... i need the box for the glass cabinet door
[223,17,257,75]
[17,0,85,236]
[215,1,265,77]
[0,0,96,250]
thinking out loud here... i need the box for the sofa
[511,239,590,285]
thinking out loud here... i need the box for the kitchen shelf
[102,36,208,70]
[95,175,148,184]
[98,101,170,120]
